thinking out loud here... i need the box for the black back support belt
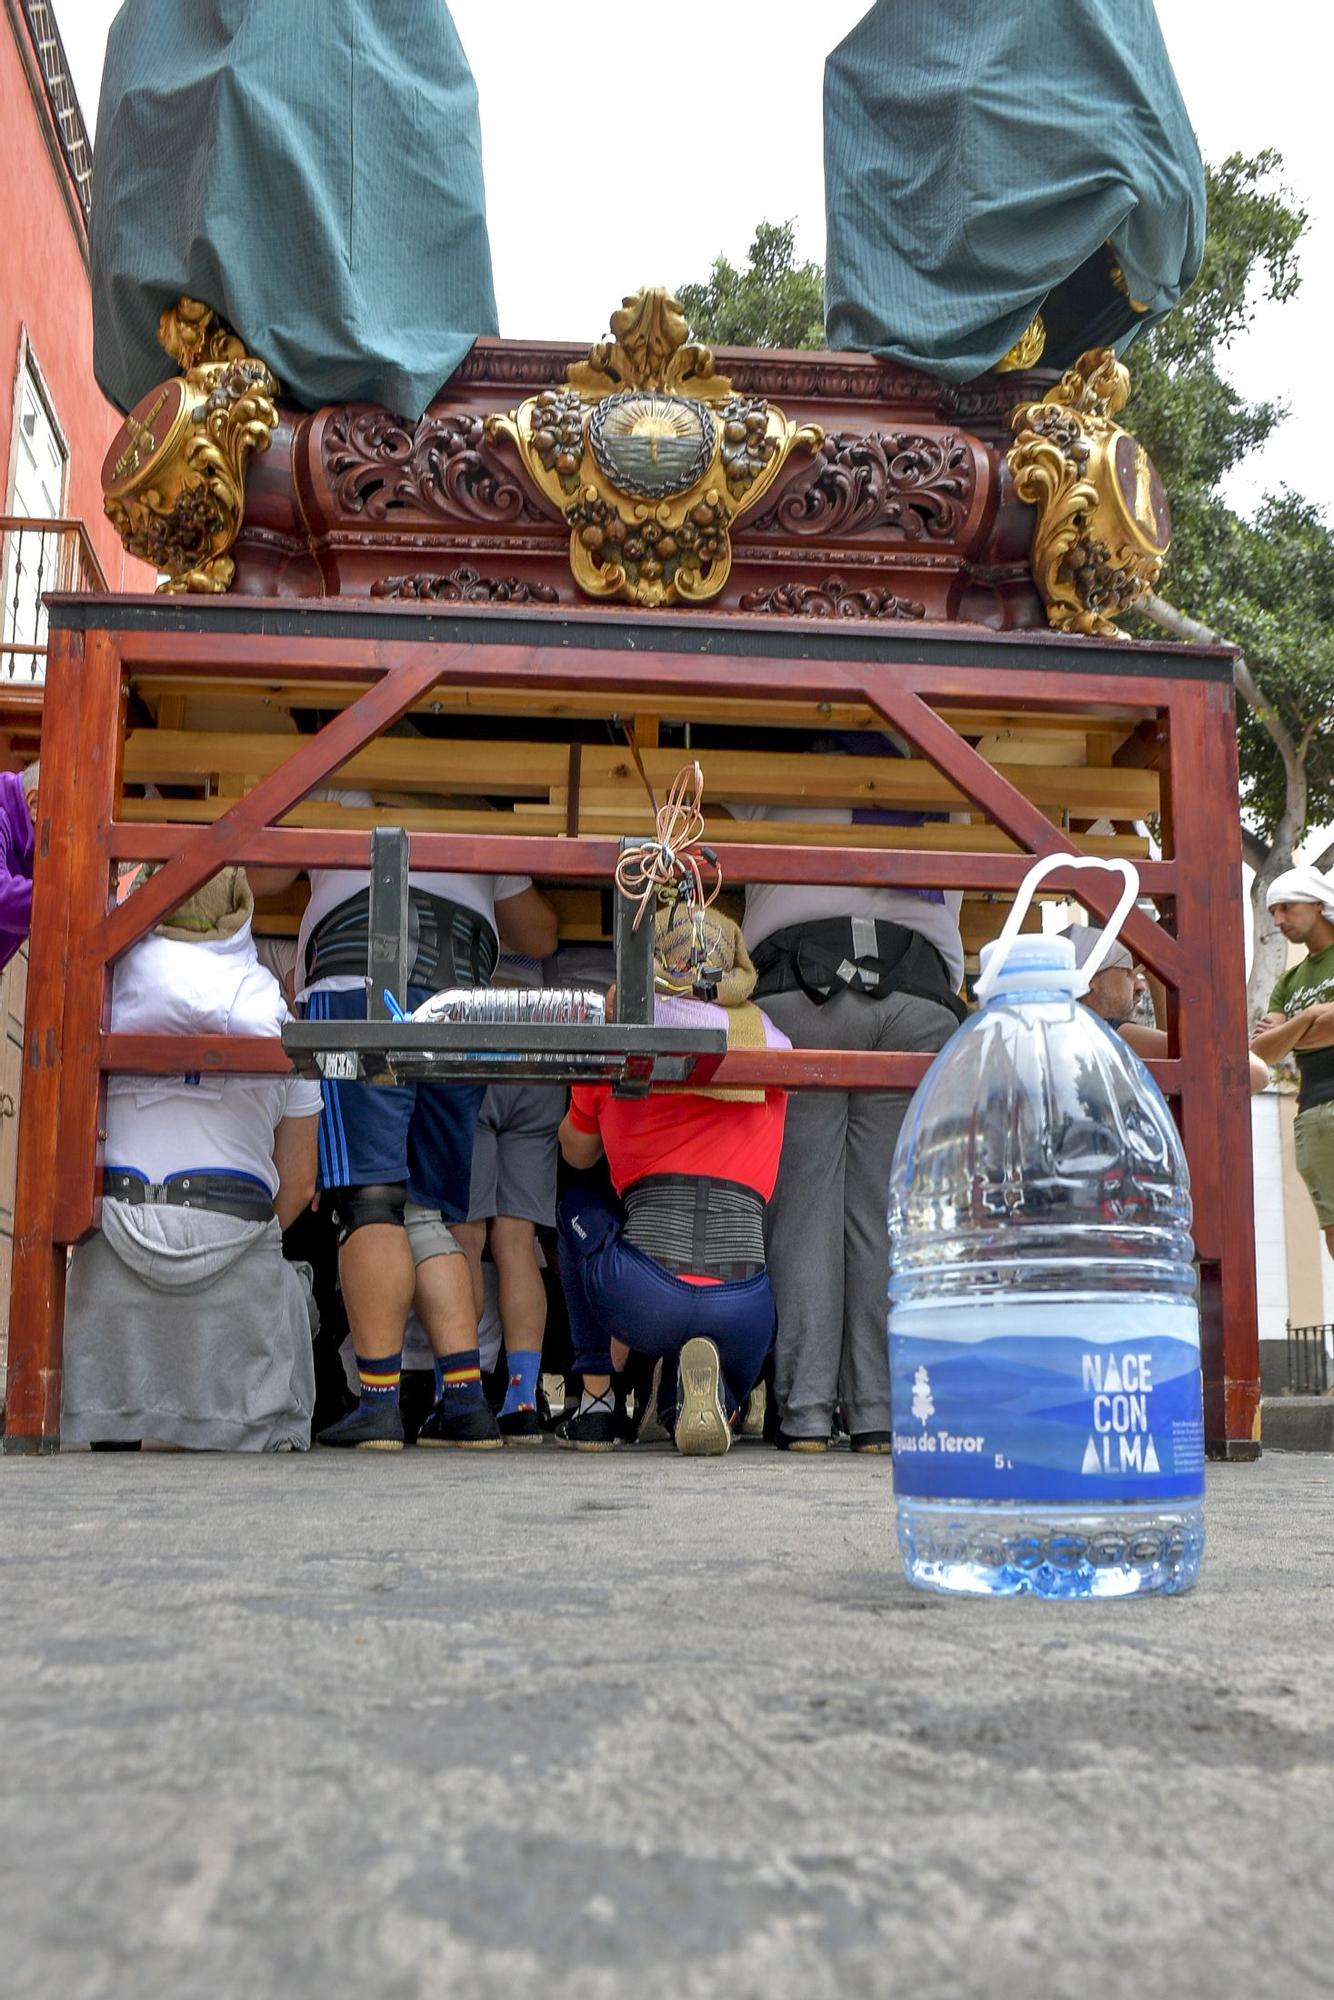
[305,889,498,991]
[622,1173,766,1281]
[751,916,967,1021]
[104,1169,275,1223]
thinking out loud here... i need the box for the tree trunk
[1141,593,1306,1025]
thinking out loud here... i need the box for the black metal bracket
[282,1019,724,1089]
[368,825,409,1018]
[612,839,654,1029]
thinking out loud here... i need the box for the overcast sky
[51,0,1334,519]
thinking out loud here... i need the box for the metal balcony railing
[0,518,108,681]
[1285,1323,1333,1396]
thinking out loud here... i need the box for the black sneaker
[556,1403,619,1452]
[497,1405,543,1446]
[316,1403,405,1452]
[675,1338,731,1457]
[417,1397,503,1449]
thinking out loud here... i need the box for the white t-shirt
[105,1072,323,1197]
[295,792,531,999]
[106,917,322,1196]
[730,804,964,989]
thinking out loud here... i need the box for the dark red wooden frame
[2,594,1258,1458]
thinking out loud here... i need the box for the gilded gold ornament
[101,298,278,593]
[487,288,823,609]
[1006,347,1170,639]
[994,314,1047,373]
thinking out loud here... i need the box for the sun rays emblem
[588,391,716,500]
[486,287,823,608]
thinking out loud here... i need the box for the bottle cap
[976,933,1078,1002]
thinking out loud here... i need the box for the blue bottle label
[890,1299,1204,1504]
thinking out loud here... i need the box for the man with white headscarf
[1064,921,1270,1082]
[1252,867,1334,1257]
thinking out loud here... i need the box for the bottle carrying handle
[973,855,1142,1004]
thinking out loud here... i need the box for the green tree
[1123,151,1333,1013]
[676,220,824,352]
[680,167,1333,1016]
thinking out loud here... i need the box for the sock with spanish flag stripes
[434,1347,485,1411]
[354,1350,402,1408]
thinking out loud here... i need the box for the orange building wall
[0,6,151,589]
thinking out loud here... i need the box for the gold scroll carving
[1006,348,1171,639]
[487,288,823,609]
[995,314,1047,373]
[102,298,278,594]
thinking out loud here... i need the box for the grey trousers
[760,985,959,1439]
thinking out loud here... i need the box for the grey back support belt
[305,889,498,991]
[622,1173,766,1281]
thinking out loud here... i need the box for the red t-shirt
[566,1085,787,1200]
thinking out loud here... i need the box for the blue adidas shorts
[302,987,485,1219]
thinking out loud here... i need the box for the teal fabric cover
[91,0,498,418]
[823,0,1206,379]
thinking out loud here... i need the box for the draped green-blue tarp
[91,0,498,418]
[823,0,1206,379]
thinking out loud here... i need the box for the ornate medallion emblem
[588,391,716,499]
[487,288,823,608]
[101,298,278,594]
[1006,348,1170,638]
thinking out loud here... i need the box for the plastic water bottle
[888,857,1205,1598]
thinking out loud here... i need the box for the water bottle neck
[976,935,1080,1007]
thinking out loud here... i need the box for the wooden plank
[114,792,1149,858]
[133,674,1147,741]
[121,730,1160,820]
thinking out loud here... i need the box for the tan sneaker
[675,1338,732,1456]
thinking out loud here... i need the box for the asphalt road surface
[3,1446,1331,1999]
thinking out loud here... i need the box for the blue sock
[435,1348,485,1410]
[354,1350,402,1408]
[500,1350,542,1418]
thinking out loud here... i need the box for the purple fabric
[653,992,791,1049]
[0,772,35,973]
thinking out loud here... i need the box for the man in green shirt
[1252,868,1334,1258]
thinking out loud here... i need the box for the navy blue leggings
[557,1182,776,1416]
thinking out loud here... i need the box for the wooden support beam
[121,730,1160,821]
[131,673,1146,738]
[114,792,1148,862]
[95,1030,1185,1099]
[6,629,123,1449]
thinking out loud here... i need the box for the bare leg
[490,1215,547,1354]
[339,1226,414,1358]
[610,1338,630,1373]
[452,1218,486,1320]
[413,1249,479,1358]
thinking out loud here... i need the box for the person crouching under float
[555,903,790,1454]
